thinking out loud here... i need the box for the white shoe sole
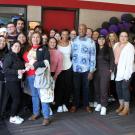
[9,120,23,124]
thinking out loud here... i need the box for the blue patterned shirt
[72,36,96,73]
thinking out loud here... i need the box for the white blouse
[57,44,72,70]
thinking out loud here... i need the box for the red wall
[0,0,135,12]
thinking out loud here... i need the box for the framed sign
[28,21,41,29]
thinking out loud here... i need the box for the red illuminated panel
[43,9,76,32]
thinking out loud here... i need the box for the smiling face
[78,24,87,37]
[28,29,34,38]
[61,31,69,41]
[0,28,7,38]
[0,36,6,50]
[31,33,41,45]
[11,42,21,54]
[98,37,106,46]
[48,38,57,49]
[54,33,61,41]
[86,28,93,38]
[42,34,48,44]
[16,20,24,32]
[70,30,77,40]
[7,23,16,35]
[50,30,56,37]
[17,33,26,45]
[119,32,128,44]
[92,31,99,41]
[109,33,116,42]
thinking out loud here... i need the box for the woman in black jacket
[94,35,114,115]
[3,41,25,124]
[0,35,8,117]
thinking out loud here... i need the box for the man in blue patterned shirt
[70,24,96,113]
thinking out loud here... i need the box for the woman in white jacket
[114,31,135,116]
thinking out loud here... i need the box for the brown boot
[116,105,124,113]
[85,106,92,113]
[42,118,50,126]
[70,106,77,113]
[28,114,39,121]
[118,106,129,116]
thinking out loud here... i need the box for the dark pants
[94,69,110,107]
[109,80,117,99]
[4,81,21,116]
[116,80,130,102]
[73,71,89,107]
[89,80,94,102]
[55,68,72,107]
[0,81,4,114]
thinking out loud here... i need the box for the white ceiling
[80,0,135,6]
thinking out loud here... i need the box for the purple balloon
[118,23,125,31]
[109,24,119,33]
[121,14,134,23]
[100,29,109,36]
[123,22,132,31]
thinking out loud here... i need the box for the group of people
[0,18,134,126]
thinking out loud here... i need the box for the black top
[7,35,18,46]
[96,46,114,71]
[33,46,50,69]
[3,52,25,81]
[0,46,8,81]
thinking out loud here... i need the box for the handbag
[34,60,55,103]
[34,67,47,89]
[39,77,55,103]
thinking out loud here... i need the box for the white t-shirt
[57,44,72,70]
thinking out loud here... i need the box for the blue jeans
[27,76,50,119]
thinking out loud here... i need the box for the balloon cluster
[98,14,135,36]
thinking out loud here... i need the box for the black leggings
[54,68,73,107]
[4,81,21,116]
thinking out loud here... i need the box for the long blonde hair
[106,32,118,48]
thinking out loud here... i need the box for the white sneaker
[50,108,53,116]
[93,102,98,108]
[100,107,107,115]
[9,116,23,124]
[62,104,68,112]
[16,116,24,122]
[57,106,63,113]
[95,104,101,112]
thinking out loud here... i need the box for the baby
[25,48,37,71]
[18,48,37,79]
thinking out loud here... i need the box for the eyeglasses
[7,26,15,28]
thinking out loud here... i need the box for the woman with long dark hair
[94,35,114,115]
[56,29,72,112]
